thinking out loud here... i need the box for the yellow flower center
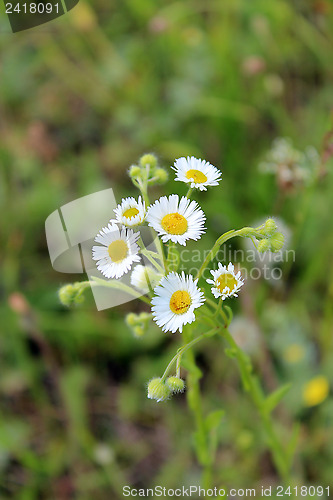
[303,376,329,407]
[169,290,191,315]
[161,213,188,235]
[216,273,237,293]
[123,207,139,219]
[186,169,207,183]
[108,240,128,262]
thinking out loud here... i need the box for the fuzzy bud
[139,153,158,169]
[133,326,145,338]
[257,239,271,253]
[128,165,141,178]
[147,377,171,402]
[154,168,168,184]
[270,232,284,252]
[264,218,278,236]
[166,376,185,393]
[125,313,137,327]
[58,283,84,307]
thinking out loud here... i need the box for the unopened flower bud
[147,377,171,402]
[140,153,157,169]
[129,165,141,178]
[133,326,145,338]
[59,283,84,306]
[125,313,137,327]
[257,239,271,253]
[270,232,284,252]
[59,285,75,307]
[264,218,278,236]
[154,168,168,184]
[166,376,185,393]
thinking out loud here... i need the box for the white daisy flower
[172,156,222,191]
[113,196,146,227]
[131,264,163,293]
[207,262,244,300]
[146,194,206,246]
[151,272,205,333]
[92,223,140,279]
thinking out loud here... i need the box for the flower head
[172,156,222,191]
[131,264,163,293]
[151,271,205,333]
[146,194,206,246]
[207,262,244,300]
[303,376,330,407]
[92,223,140,279]
[113,196,146,227]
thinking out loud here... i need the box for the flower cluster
[59,152,285,405]
[258,137,319,191]
[90,155,248,337]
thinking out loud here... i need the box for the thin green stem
[185,187,194,198]
[219,327,292,483]
[160,329,215,382]
[91,276,151,305]
[195,229,242,281]
[182,327,217,489]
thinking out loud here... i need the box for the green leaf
[193,431,210,466]
[264,383,292,413]
[286,422,300,465]
[205,410,225,432]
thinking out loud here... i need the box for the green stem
[185,187,194,198]
[196,228,246,281]
[182,326,216,489]
[219,327,291,483]
[160,329,215,382]
[91,276,151,305]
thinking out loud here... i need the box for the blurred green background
[1,0,333,498]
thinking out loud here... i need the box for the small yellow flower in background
[303,376,330,407]
[113,196,146,227]
[146,194,206,246]
[207,262,244,300]
[283,343,305,364]
[172,156,222,191]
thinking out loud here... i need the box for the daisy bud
[59,284,75,306]
[270,232,284,252]
[263,218,278,236]
[58,283,85,307]
[125,313,137,327]
[257,239,271,253]
[166,376,185,393]
[154,168,168,184]
[129,165,141,178]
[147,377,171,402]
[133,326,145,338]
[139,153,158,169]
[138,312,152,322]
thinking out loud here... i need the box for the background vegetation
[1,0,333,498]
